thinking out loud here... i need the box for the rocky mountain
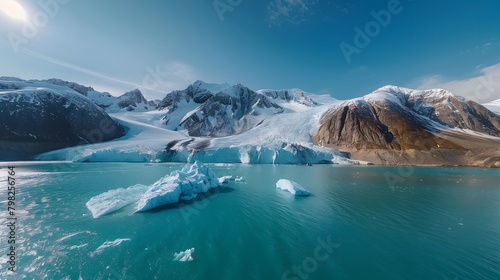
[2,76,499,167]
[314,86,500,167]
[258,88,318,108]
[158,81,284,137]
[88,88,159,113]
[0,78,126,160]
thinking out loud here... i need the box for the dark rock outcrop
[0,83,125,160]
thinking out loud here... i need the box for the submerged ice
[86,161,220,217]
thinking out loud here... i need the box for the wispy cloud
[21,47,197,100]
[412,63,500,103]
[460,41,500,55]
[267,0,318,25]
[21,48,143,90]
[140,62,197,99]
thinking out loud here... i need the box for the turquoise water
[1,163,499,279]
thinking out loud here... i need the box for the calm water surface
[0,163,499,280]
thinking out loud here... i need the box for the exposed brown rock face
[313,87,500,167]
[406,89,500,136]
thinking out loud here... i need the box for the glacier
[35,85,357,164]
[86,161,220,217]
[276,179,310,196]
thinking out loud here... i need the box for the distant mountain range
[1,76,499,167]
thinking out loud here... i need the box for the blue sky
[1,0,500,102]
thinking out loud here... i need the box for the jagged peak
[191,80,231,93]
[122,88,143,97]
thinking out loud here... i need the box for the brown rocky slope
[313,86,500,167]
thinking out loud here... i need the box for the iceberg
[135,161,220,212]
[85,161,220,217]
[276,179,310,196]
[173,248,195,262]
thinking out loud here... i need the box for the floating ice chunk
[95,238,131,251]
[68,244,88,250]
[218,175,233,184]
[86,184,149,218]
[90,238,131,256]
[173,248,195,262]
[135,161,220,212]
[276,179,310,196]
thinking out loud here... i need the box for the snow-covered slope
[36,110,186,162]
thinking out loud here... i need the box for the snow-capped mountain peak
[372,85,414,94]
[158,82,284,137]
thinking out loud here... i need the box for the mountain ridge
[1,77,499,167]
